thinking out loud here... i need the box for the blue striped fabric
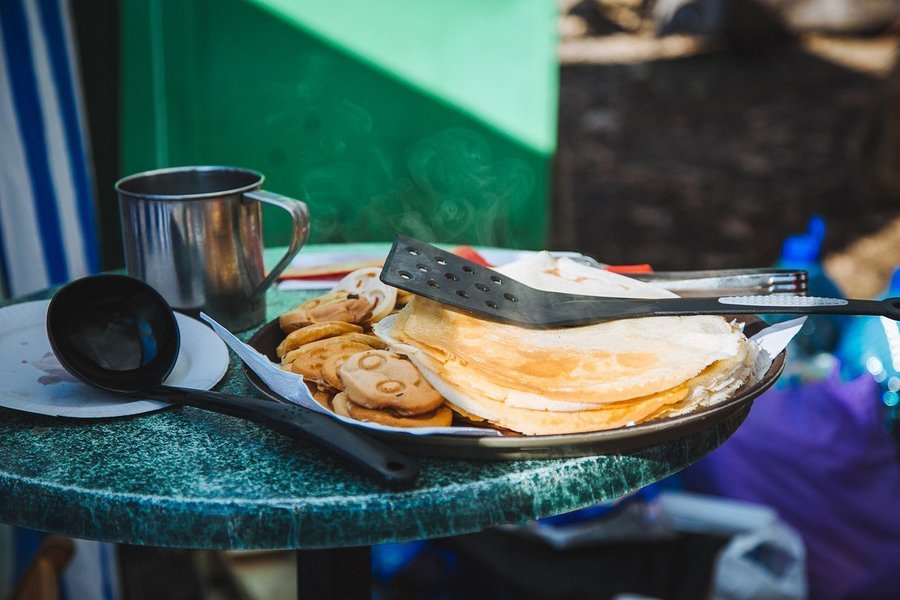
[0,0,99,297]
[0,3,116,598]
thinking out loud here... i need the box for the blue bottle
[774,215,846,357]
[770,216,847,388]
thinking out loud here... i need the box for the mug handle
[243,190,310,299]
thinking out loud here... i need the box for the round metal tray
[245,316,783,459]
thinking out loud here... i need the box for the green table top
[0,245,744,550]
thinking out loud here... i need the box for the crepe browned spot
[390,298,743,405]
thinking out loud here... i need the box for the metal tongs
[630,269,808,297]
[563,257,808,297]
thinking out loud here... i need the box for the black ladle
[46,274,419,487]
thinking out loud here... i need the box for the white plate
[0,300,229,418]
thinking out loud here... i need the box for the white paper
[278,279,348,291]
[749,317,806,361]
[199,312,496,436]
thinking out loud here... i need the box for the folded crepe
[374,252,761,435]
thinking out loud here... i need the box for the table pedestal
[297,546,371,599]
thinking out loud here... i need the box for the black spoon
[46,274,419,487]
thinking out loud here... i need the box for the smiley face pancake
[338,350,444,415]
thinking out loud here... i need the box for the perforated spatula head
[380,235,548,326]
[380,236,900,328]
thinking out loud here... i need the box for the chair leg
[9,535,75,600]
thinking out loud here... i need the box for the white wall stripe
[24,0,88,280]
[0,22,50,296]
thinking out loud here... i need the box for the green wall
[121,0,558,248]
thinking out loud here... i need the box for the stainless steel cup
[116,166,309,331]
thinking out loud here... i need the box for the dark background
[551,1,900,299]
[70,0,121,272]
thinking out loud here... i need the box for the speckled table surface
[0,246,746,551]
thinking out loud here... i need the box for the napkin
[199,313,804,438]
[749,316,806,360]
[199,312,496,436]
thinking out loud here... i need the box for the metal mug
[116,166,310,331]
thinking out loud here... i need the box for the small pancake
[338,350,444,415]
[332,392,452,428]
[279,290,374,331]
[276,321,364,358]
[284,336,375,386]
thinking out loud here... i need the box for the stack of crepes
[374,252,765,435]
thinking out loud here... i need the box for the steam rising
[299,126,535,246]
[263,54,537,246]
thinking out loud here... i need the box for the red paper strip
[604,264,654,274]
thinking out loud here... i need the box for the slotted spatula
[380,236,900,328]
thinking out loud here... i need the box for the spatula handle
[152,386,419,487]
[648,296,900,320]
[538,295,900,327]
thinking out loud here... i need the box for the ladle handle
[154,385,419,487]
